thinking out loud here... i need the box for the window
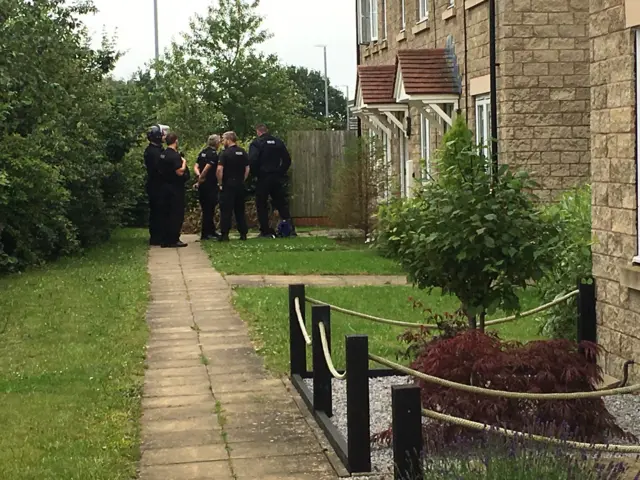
[418,0,429,21]
[420,114,431,179]
[475,95,491,159]
[358,0,379,43]
[371,0,379,41]
[401,0,406,31]
[382,0,387,40]
[448,0,455,7]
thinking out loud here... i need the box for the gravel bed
[304,376,409,479]
[304,377,640,478]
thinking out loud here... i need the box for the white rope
[294,297,312,345]
[486,290,579,326]
[422,408,640,453]
[318,322,346,380]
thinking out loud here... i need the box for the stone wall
[590,0,640,383]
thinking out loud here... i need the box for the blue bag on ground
[277,220,293,238]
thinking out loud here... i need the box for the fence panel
[287,130,354,219]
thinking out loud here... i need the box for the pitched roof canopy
[396,48,461,96]
[356,64,397,105]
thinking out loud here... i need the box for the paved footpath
[225,274,408,288]
[140,236,341,480]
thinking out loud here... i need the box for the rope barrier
[318,322,346,380]
[306,297,439,330]
[306,290,579,330]
[368,354,640,399]
[486,290,579,326]
[421,408,640,453]
[294,297,312,345]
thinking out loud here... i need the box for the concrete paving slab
[142,417,220,435]
[141,429,224,450]
[141,445,228,466]
[142,394,214,410]
[228,435,323,459]
[143,366,207,379]
[232,453,336,477]
[141,404,215,422]
[224,274,408,288]
[139,461,233,480]
[144,375,210,389]
[145,359,204,370]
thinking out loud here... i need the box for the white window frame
[418,0,429,22]
[634,30,640,263]
[401,0,406,31]
[475,95,491,159]
[448,0,455,8]
[420,113,431,180]
[382,0,388,40]
[371,0,379,41]
[358,0,371,44]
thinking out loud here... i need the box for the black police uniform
[219,145,249,239]
[144,142,164,245]
[249,133,293,235]
[197,146,220,239]
[158,148,187,246]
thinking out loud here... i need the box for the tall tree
[152,0,305,142]
[285,66,348,130]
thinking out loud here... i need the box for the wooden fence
[287,130,354,221]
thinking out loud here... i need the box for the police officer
[158,132,188,248]
[143,125,166,246]
[194,135,221,240]
[216,131,249,242]
[249,124,296,238]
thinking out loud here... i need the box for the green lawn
[203,236,403,275]
[233,286,545,374]
[0,229,149,480]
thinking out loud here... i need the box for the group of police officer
[143,124,295,248]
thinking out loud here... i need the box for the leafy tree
[376,115,557,328]
[285,66,348,130]
[151,0,305,142]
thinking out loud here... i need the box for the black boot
[218,235,230,242]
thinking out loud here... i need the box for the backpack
[276,220,293,238]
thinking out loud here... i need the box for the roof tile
[357,65,396,105]
[396,49,461,96]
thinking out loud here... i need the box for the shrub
[398,328,634,448]
[327,135,391,238]
[375,115,557,328]
[536,186,593,339]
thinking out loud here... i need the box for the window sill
[442,7,456,20]
[397,30,407,42]
[412,19,430,35]
[379,39,388,51]
[465,0,487,9]
[620,264,640,291]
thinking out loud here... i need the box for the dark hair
[165,133,179,145]
[255,124,268,134]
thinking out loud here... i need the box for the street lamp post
[340,85,350,131]
[153,0,160,60]
[315,45,330,128]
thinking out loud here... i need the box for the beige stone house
[353,0,590,201]
[590,0,640,383]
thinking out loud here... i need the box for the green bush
[536,185,592,339]
[375,115,557,328]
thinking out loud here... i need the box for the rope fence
[421,408,640,453]
[294,297,312,345]
[368,354,640,399]
[319,322,346,380]
[306,289,579,330]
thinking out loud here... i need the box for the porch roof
[395,49,461,98]
[356,64,397,105]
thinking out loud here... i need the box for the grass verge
[202,236,402,275]
[0,229,149,480]
[233,285,544,374]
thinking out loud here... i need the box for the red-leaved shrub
[398,326,635,449]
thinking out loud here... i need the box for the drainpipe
[356,1,362,138]
[463,0,469,123]
[489,0,499,177]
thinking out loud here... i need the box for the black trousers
[160,185,185,245]
[146,183,163,244]
[198,186,218,238]
[220,185,247,236]
[256,175,291,234]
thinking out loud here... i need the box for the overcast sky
[83,0,357,98]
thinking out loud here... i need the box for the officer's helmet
[147,125,164,143]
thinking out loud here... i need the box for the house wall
[358,0,590,200]
[590,0,640,383]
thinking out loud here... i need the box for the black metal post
[346,335,371,473]
[289,284,307,376]
[392,385,423,480]
[312,305,332,416]
[578,278,597,362]
[489,0,499,177]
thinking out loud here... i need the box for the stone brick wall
[498,0,590,202]
[590,0,640,383]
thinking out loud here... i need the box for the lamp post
[153,0,160,60]
[315,45,330,128]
